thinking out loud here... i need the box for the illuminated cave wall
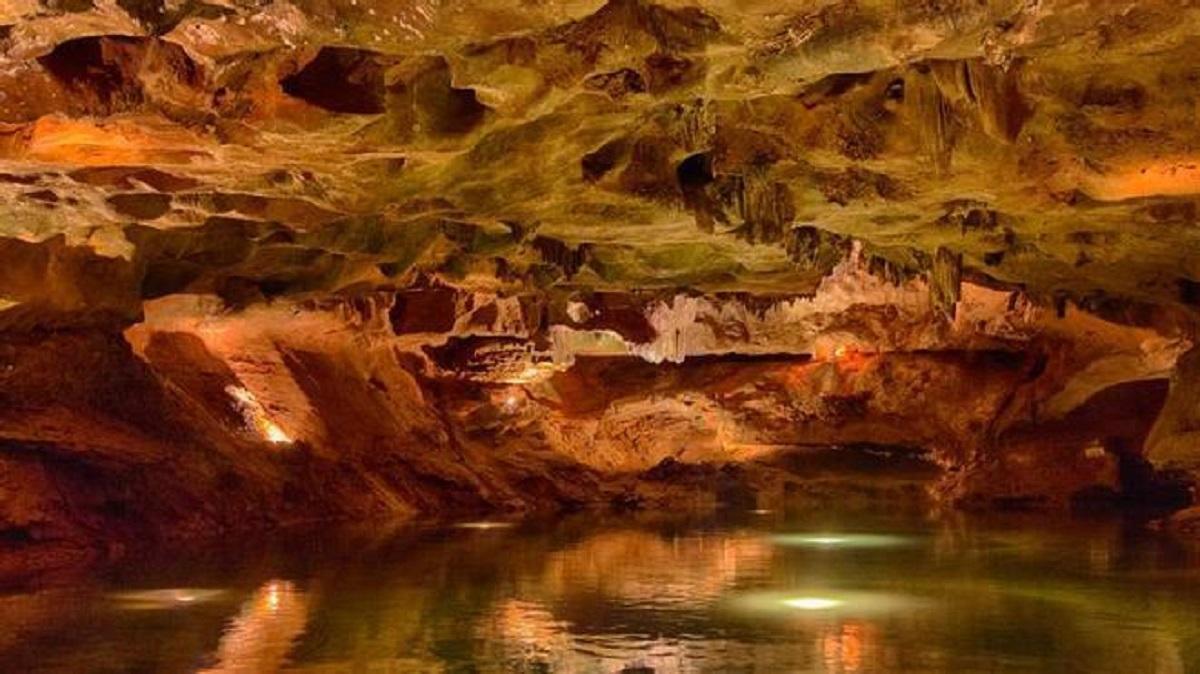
[1,0,1200,573]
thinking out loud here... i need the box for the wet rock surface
[0,0,1199,576]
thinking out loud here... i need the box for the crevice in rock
[583,68,646,98]
[282,47,388,114]
[582,137,631,182]
[37,35,202,115]
[531,236,589,278]
[38,36,146,112]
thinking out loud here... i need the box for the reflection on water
[770,533,911,549]
[112,588,228,609]
[2,511,1199,673]
[820,622,872,673]
[453,521,517,530]
[199,581,308,674]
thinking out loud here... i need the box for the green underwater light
[781,597,844,610]
[770,533,910,549]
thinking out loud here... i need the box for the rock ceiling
[1,0,1199,317]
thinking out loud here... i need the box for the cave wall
[1,278,1190,578]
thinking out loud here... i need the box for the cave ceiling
[0,0,1198,358]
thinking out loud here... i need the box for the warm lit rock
[1,0,1200,576]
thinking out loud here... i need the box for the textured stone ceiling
[1,0,1199,318]
[5,0,1200,572]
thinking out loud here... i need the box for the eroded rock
[0,0,1200,575]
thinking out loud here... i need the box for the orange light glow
[1083,160,1200,201]
[821,622,872,673]
[226,385,292,444]
[497,362,559,384]
[199,580,308,674]
[501,392,521,413]
[27,116,210,166]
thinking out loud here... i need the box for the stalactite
[930,246,962,320]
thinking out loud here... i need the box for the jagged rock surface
[1,0,1200,574]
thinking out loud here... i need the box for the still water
[2,509,1199,673]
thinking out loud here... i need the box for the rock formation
[1,0,1199,576]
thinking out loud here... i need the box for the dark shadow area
[281,47,387,114]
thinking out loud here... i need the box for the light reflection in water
[730,590,925,619]
[111,588,227,608]
[537,530,774,609]
[454,521,516,530]
[198,580,309,674]
[820,622,874,673]
[1,515,1198,673]
[784,597,844,610]
[771,532,912,549]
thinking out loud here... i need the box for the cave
[2,1,1200,672]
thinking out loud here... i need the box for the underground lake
[2,509,1199,673]
[4,0,1200,671]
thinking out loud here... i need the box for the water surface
[3,510,1198,673]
